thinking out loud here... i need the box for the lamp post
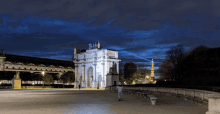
[42,71,45,88]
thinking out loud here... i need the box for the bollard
[206,95,220,114]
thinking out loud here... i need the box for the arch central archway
[87,67,93,88]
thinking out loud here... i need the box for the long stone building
[0,50,74,88]
[73,42,121,88]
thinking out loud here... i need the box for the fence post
[193,91,195,98]
[202,92,204,100]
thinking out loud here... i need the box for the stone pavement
[0,89,208,114]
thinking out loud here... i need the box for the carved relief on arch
[87,67,93,87]
[109,62,117,74]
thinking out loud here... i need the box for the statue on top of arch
[1,49,4,56]
[88,40,102,50]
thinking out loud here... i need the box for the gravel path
[0,89,208,114]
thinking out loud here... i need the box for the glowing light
[42,71,45,75]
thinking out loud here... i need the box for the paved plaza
[0,89,208,114]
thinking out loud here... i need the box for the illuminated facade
[73,41,121,88]
[0,50,75,89]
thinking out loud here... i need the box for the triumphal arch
[73,42,121,88]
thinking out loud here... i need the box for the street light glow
[42,71,45,75]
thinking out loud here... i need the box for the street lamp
[42,71,45,87]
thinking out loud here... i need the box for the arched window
[6,66,8,68]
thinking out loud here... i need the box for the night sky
[0,0,219,70]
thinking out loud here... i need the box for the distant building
[0,50,75,87]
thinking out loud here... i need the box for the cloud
[0,0,220,70]
[0,0,218,30]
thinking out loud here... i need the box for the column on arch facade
[101,62,105,88]
[116,62,119,74]
[82,64,86,88]
[74,65,78,88]
[92,63,97,88]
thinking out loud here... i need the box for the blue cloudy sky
[0,0,219,70]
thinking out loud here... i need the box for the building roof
[4,54,74,68]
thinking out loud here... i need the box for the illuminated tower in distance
[151,59,155,77]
